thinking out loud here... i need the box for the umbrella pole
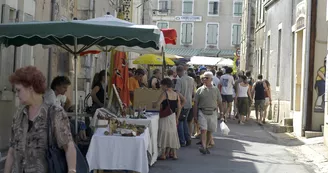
[74,38,78,136]
[105,47,109,108]
[162,48,166,79]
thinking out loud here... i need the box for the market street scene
[0,0,328,173]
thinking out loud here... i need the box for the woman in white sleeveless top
[235,75,253,124]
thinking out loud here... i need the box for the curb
[260,122,298,145]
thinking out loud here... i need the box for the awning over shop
[165,47,201,57]
[198,48,220,57]
[187,56,222,66]
[218,49,235,57]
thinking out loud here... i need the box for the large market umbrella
[86,15,165,54]
[165,54,183,60]
[133,54,175,66]
[0,19,162,134]
[217,58,234,67]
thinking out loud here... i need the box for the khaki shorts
[198,110,218,132]
[255,100,265,111]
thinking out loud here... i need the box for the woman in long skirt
[153,78,182,160]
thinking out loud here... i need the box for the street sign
[236,48,240,57]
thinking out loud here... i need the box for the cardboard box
[133,88,162,111]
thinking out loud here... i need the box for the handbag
[159,92,173,118]
[46,105,89,173]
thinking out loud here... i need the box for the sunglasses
[201,77,209,80]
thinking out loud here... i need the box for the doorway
[294,30,304,111]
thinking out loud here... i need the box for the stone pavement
[1,118,326,173]
[262,121,328,173]
[149,119,315,173]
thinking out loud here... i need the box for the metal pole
[105,47,109,108]
[74,37,78,135]
[162,47,166,79]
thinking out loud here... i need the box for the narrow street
[150,119,314,173]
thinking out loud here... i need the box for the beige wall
[152,0,241,50]
[0,0,78,149]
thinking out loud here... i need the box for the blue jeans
[178,108,191,145]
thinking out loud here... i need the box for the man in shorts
[219,67,235,121]
[252,74,269,125]
[194,72,222,154]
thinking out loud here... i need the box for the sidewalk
[262,122,328,173]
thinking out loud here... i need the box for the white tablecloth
[116,113,159,166]
[86,127,150,173]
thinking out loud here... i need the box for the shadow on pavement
[150,137,260,173]
[150,119,312,173]
[220,119,305,147]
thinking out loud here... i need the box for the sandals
[158,156,166,160]
[168,152,178,160]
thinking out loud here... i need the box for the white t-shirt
[220,74,235,95]
[212,76,220,87]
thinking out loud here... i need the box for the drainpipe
[93,0,96,18]
[48,0,56,87]
[302,0,317,135]
[245,0,252,70]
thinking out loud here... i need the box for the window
[206,23,219,46]
[233,1,242,16]
[157,21,169,29]
[181,23,193,45]
[257,0,262,23]
[208,1,219,15]
[266,35,271,79]
[183,0,193,15]
[276,29,282,87]
[158,0,169,13]
[9,9,16,23]
[232,24,241,45]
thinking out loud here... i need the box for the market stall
[0,17,164,173]
[116,113,159,166]
[87,119,150,173]
[0,18,163,135]
[187,56,223,66]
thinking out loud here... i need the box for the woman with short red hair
[4,66,77,173]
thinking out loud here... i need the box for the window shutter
[234,2,238,15]
[237,25,241,44]
[207,24,218,45]
[1,4,10,23]
[183,1,193,14]
[232,25,236,45]
[167,0,171,13]
[181,23,187,44]
[186,23,192,44]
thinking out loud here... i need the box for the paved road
[149,119,314,173]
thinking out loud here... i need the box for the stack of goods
[129,107,148,119]
[104,120,146,137]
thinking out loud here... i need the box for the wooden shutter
[186,23,192,44]
[207,24,218,45]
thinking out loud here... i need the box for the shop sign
[174,16,202,22]
[236,48,240,57]
[296,1,306,31]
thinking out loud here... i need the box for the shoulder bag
[46,105,89,173]
[159,92,173,118]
